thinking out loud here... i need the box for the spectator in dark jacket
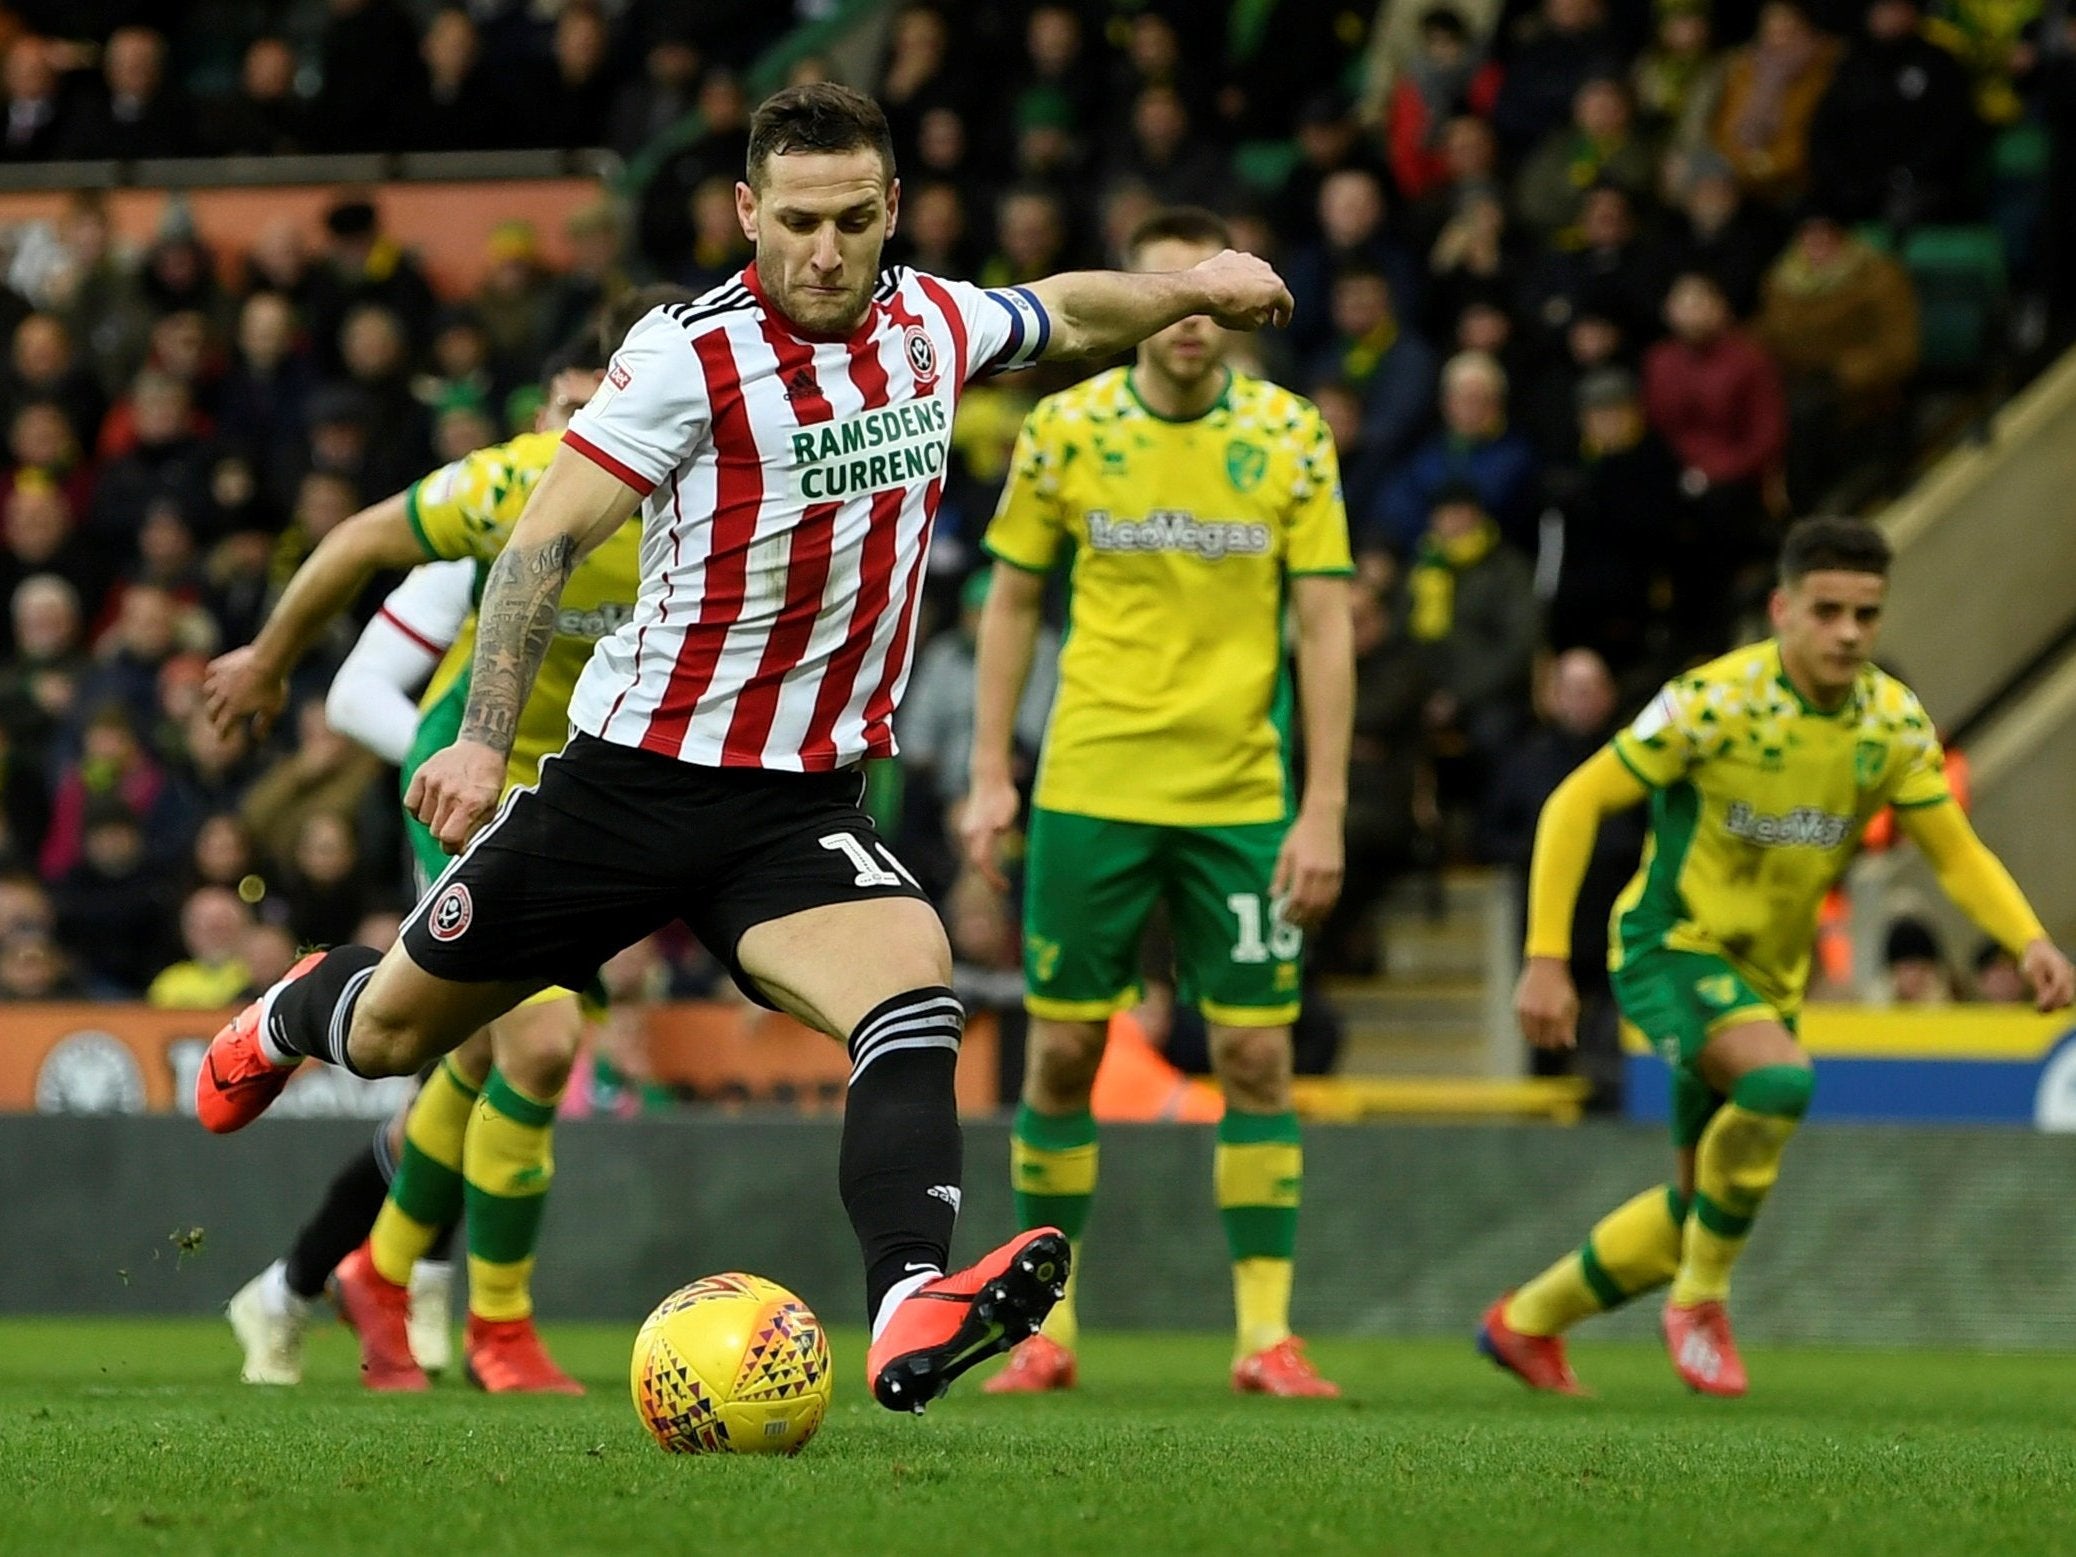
[1810,0,1979,226]
[316,0,425,152]
[1286,168,1425,362]
[1401,484,1539,767]
[1374,350,1541,554]
[1478,646,1640,1107]
[1492,0,1623,153]
[1309,267,1440,513]
[200,36,316,157]
[404,8,503,152]
[1647,148,1780,316]
[50,797,172,996]
[69,26,192,161]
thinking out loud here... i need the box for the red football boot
[193,950,327,1134]
[1477,1293,1588,1396]
[982,1332,1078,1394]
[334,1243,429,1392]
[1663,1300,1748,1397]
[1233,1336,1341,1398]
[465,1314,586,1395]
[866,1229,1069,1413]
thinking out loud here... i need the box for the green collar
[1772,640,1855,718]
[1125,365,1233,424]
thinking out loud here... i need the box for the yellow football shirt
[404,429,641,789]
[983,367,1353,827]
[1608,639,1952,1014]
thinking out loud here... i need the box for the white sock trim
[261,1259,308,1318]
[870,1269,939,1342]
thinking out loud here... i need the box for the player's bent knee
[1210,1024,1293,1110]
[1731,1062,1815,1120]
[490,998,583,1098]
[447,1027,494,1090]
[1027,1020,1105,1107]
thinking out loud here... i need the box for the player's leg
[462,992,586,1395]
[995,809,1164,1391]
[1481,951,1724,1393]
[1663,1014,1813,1397]
[1169,820,1337,1397]
[196,741,674,1130]
[337,1028,494,1390]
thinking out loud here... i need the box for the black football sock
[838,986,965,1324]
[264,945,382,1076]
[282,1141,390,1301]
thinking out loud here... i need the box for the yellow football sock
[1504,1184,1687,1337]
[1012,1106,1097,1350]
[1217,1111,1302,1357]
[1671,1102,1800,1306]
[368,1057,476,1287]
[463,1070,559,1323]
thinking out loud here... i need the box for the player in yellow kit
[1479,516,2075,1397]
[962,208,1355,1397]
[204,286,690,1392]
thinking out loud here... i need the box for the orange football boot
[866,1229,1069,1413]
[334,1243,429,1392]
[1663,1300,1748,1397]
[194,950,327,1134]
[1477,1293,1588,1396]
[1233,1337,1340,1398]
[465,1315,585,1395]
[983,1332,1078,1394]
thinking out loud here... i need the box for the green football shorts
[1022,806,1301,1027]
[1611,947,1795,1146]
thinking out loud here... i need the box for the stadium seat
[1903,225,2008,378]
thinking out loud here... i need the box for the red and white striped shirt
[562,263,1049,771]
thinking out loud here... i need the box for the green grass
[2,1320,2074,1556]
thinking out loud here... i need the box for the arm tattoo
[457,535,576,755]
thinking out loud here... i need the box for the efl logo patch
[607,362,631,390]
[429,883,473,943]
[903,324,937,385]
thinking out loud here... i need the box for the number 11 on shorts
[1227,892,1302,963]
[819,832,919,889]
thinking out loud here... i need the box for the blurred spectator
[270,470,363,597]
[1275,91,1389,248]
[1971,939,2028,1003]
[1926,0,2034,126]
[6,399,94,518]
[6,312,105,451]
[74,584,181,737]
[317,0,425,153]
[0,717,47,868]
[1374,350,1540,554]
[406,7,501,153]
[609,29,701,160]
[44,193,152,398]
[50,797,170,995]
[1,36,92,162]
[1810,0,1978,227]
[879,2,963,167]
[88,370,212,542]
[1520,305,1627,458]
[1101,85,1229,211]
[540,203,632,351]
[4,479,107,624]
[1402,485,1538,770]
[1644,270,1786,650]
[1513,77,1656,240]
[1316,268,1440,519]
[201,35,315,157]
[185,810,258,896]
[70,26,191,162]
[303,198,438,378]
[334,304,435,495]
[473,224,555,382]
[1631,0,1725,152]
[1710,0,1842,206]
[1519,182,1657,346]
[240,918,298,995]
[0,871,52,936]
[980,188,1071,289]
[944,867,1027,1101]
[1882,915,1953,1004]
[1012,3,1102,152]
[166,705,253,831]
[1287,168,1424,361]
[416,305,499,434]
[1755,209,1919,507]
[147,883,252,1008]
[218,291,315,504]
[1493,0,1622,153]
[1479,646,1637,1107]
[1316,579,1431,976]
[635,70,753,277]
[279,809,369,948]
[1648,148,1779,316]
[241,698,381,868]
[892,181,976,279]
[1538,366,1679,676]
[0,575,85,769]
[0,925,79,999]
[526,2,617,149]
[39,699,180,879]
[1386,8,1503,204]
[675,177,754,293]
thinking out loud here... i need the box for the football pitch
[2,1319,2072,1557]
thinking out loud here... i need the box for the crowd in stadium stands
[0,0,2063,1028]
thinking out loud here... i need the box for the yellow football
[629,1273,833,1455]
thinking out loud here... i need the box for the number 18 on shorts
[1020,808,1302,1027]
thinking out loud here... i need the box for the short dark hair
[1125,206,1231,264]
[746,83,895,188]
[1779,515,1892,582]
[539,285,699,388]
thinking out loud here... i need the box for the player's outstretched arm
[1273,574,1354,932]
[408,446,638,851]
[1515,745,1651,1048]
[1898,800,2076,1012]
[961,563,1048,892]
[1021,248,1294,360]
[202,491,426,739]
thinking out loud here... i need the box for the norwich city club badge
[1854,738,1887,788]
[1225,440,1267,491]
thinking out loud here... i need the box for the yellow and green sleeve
[1524,745,1654,960]
[1897,799,2047,956]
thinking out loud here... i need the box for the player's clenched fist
[1188,249,1295,331]
[1515,955,1580,1051]
[407,739,505,854]
[202,645,288,740]
[2022,937,2076,1013]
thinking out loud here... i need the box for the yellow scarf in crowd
[1407,516,1499,642]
